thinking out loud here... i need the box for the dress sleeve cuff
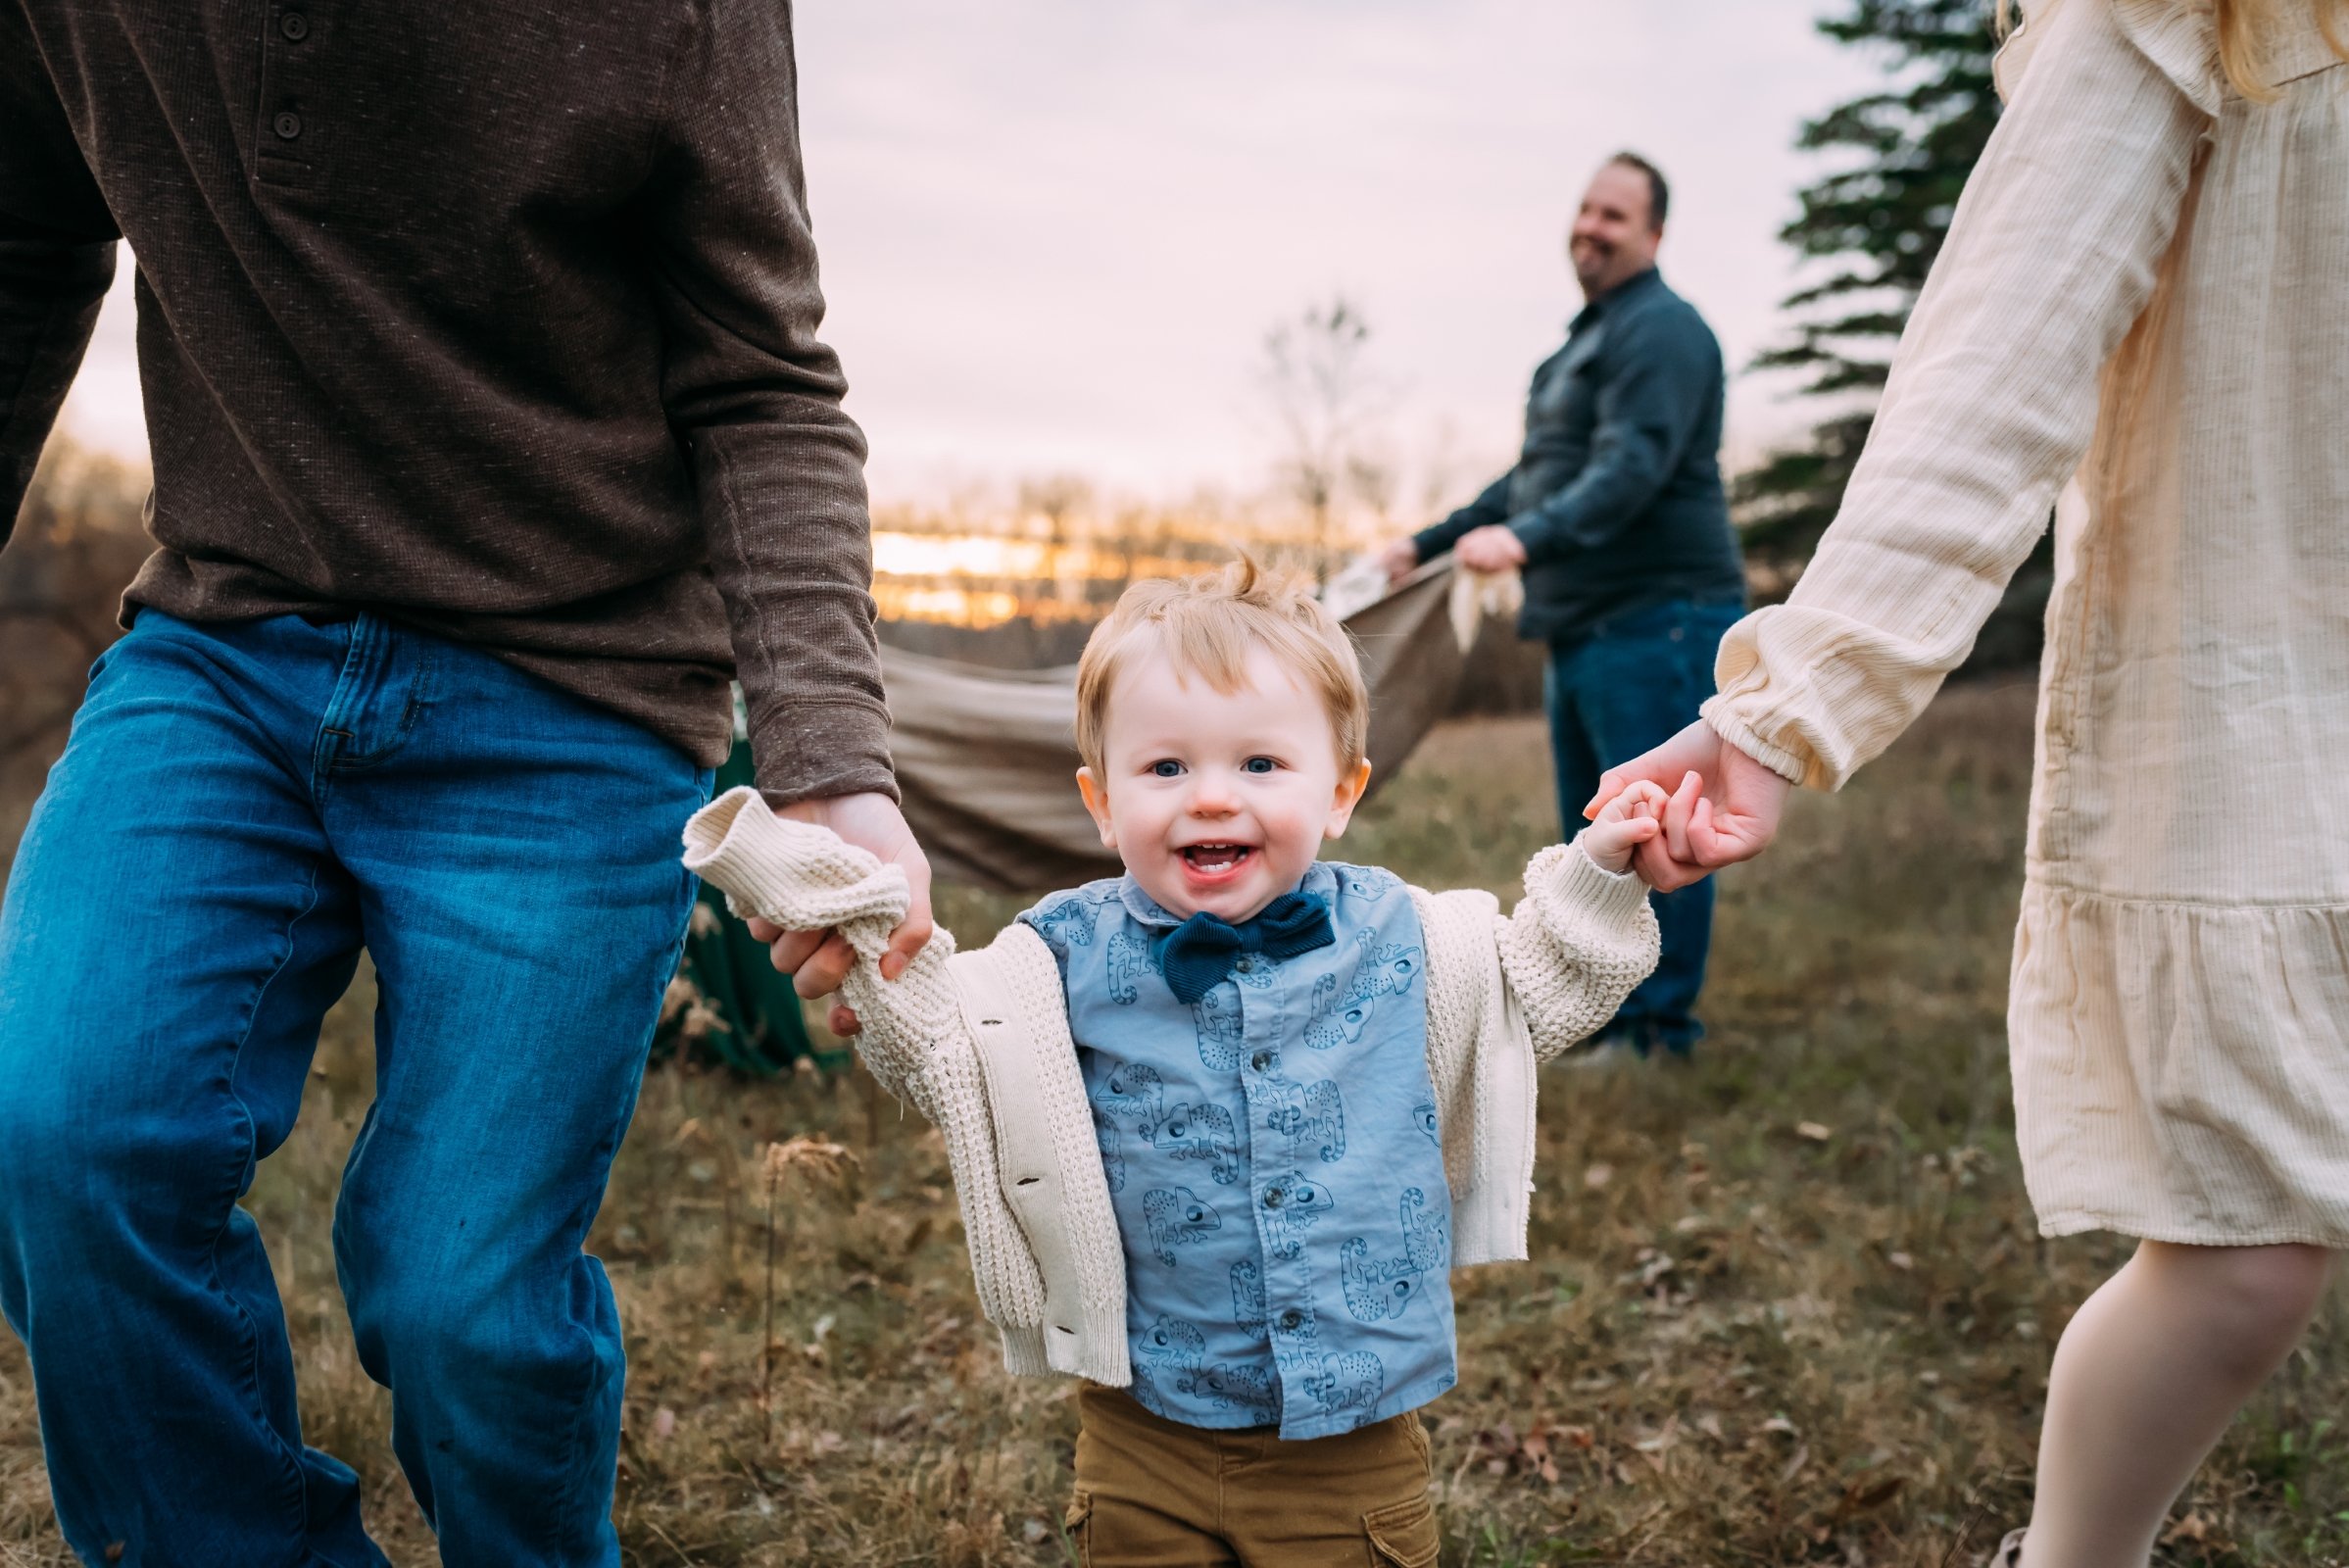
[1700,697,1812,788]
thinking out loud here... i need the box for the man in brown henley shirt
[0,3,929,1563]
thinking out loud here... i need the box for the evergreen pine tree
[1740,0,2048,663]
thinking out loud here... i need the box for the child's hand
[1579,779,1671,877]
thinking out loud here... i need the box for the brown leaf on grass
[764,1136,858,1189]
[1829,1473,1905,1519]
[1473,1421,1584,1485]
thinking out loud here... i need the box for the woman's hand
[1585,719,1792,891]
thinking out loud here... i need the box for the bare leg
[2020,1240,2334,1568]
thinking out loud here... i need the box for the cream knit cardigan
[1703,0,2349,1246]
[682,787,1660,1386]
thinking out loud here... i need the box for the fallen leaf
[1835,1474,1905,1516]
[1886,1250,1915,1271]
[652,1407,677,1441]
[1584,1163,1614,1190]
[1797,1121,1833,1142]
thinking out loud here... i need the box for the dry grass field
[3,679,2343,1566]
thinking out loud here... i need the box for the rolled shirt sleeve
[1701,0,2209,790]
[641,0,896,808]
[0,11,120,533]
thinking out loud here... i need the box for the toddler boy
[683,559,1665,1565]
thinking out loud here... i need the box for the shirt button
[279,12,310,39]
[1249,1052,1271,1072]
[1277,1309,1303,1332]
[1264,1189,1285,1209]
[272,110,303,139]
[1235,956,1254,973]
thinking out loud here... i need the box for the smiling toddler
[682,558,1666,1566]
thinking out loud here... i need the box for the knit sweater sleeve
[1494,839,1662,1061]
[679,787,961,1112]
[680,787,1071,1356]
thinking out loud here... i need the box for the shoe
[1557,1038,1635,1071]
[1989,1528,2026,1567]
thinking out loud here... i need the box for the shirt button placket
[258,1,326,188]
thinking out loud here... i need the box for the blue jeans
[0,612,710,1567]
[1545,595,1744,1055]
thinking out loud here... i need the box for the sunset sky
[56,2,1890,519]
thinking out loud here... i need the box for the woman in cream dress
[1597,0,2348,1561]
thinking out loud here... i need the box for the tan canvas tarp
[883,560,1478,891]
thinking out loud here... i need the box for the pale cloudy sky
[57,2,1887,513]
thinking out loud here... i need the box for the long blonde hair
[1999,0,2349,100]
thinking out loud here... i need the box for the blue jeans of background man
[1544,595,1744,1055]
[0,611,711,1567]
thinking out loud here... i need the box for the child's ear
[1322,758,1374,841]
[1076,767,1117,849]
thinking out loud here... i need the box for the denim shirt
[1018,861,1458,1441]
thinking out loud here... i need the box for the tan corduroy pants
[1064,1387,1441,1567]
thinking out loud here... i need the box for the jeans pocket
[1363,1494,1441,1568]
[1062,1488,1093,1566]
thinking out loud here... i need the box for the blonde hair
[1074,556,1370,777]
[1999,0,2349,101]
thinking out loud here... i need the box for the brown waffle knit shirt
[0,0,892,804]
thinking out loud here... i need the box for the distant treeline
[880,611,1545,717]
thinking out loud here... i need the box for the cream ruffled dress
[1704,0,2349,1247]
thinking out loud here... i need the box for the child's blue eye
[1151,760,1184,778]
[1243,757,1276,775]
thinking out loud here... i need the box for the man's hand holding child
[1580,779,1672,878]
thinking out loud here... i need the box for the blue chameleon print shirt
[1018,860,1458,1441]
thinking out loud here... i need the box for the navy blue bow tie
[1158,892,1336,1004]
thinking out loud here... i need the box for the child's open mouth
[1179,844,1254,881]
